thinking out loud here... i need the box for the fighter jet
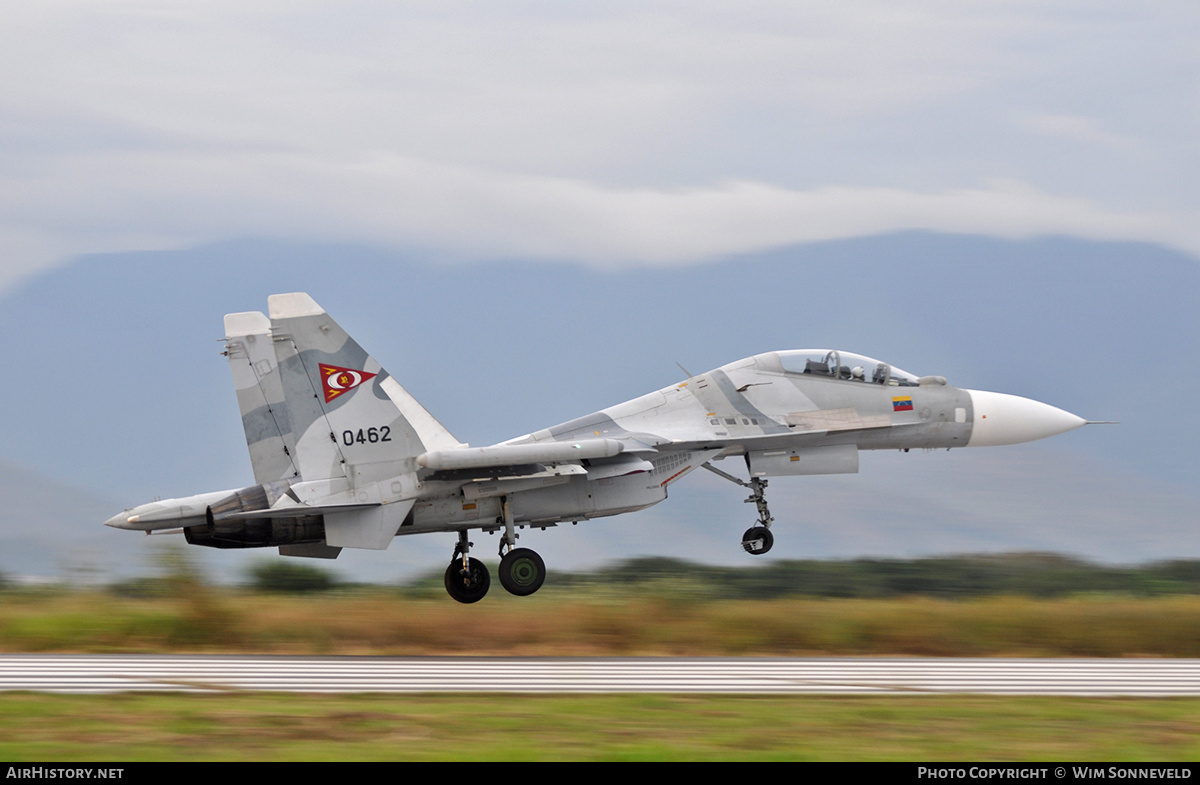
[106,292,1091,603]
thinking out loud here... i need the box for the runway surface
[1,655,1198,695]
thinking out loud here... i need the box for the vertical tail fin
[265,292,461,486]
[224,310,301,484]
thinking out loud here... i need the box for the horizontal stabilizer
[324,500,414,550]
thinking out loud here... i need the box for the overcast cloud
[0,2,1197,290]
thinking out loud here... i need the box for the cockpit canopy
[777,350,921,387]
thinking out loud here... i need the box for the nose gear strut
[701,461,775,555]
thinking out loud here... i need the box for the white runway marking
[0,656,1198,695]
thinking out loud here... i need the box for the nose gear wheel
[741,526,774,555]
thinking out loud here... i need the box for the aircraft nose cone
[965,389,1086,447]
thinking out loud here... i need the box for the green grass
[0,693,1196,761]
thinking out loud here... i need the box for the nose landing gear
[702,462,776,556]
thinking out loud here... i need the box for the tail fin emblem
[320,364,377,403]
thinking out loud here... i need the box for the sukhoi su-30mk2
[106,293,1091,603]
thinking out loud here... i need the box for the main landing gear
[497,496,546,596]
[444,530,490,604]
[499,547,546,596]
[701,462,775,555]
[443,497,548,604]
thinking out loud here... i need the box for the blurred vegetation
[2,552,1200,656]
[246,560,338,594]
[557,553,1200,599]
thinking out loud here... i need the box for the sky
[1,2,1197,292]
[0,3,1197,583]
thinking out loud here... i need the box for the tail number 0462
[341,427,392,446]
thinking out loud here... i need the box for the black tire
[741,526,774,555]
[498,547,546,596]
[444,557,490,603]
